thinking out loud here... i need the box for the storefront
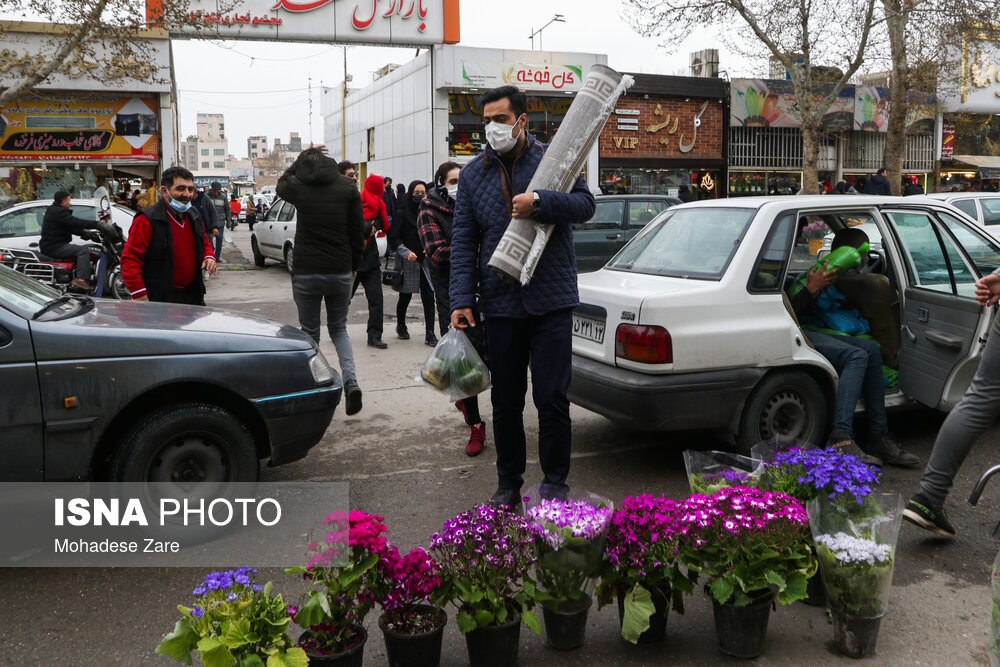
[596,74,726,199]
[322,45,606,189]
[0,23,174,208]
[728,79,936,195]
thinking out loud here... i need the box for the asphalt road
[2,228,999,665]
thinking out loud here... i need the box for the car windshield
[606,207,756,279]
[0,263,82,319]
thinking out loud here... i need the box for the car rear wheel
[284,244,294,275]
[736,371,826,454]
[251,236,266,267]
[109,402,259,483]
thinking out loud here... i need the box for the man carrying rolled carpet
[449,85,596,508]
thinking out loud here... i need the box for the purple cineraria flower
[526,498,613,550]
[764,447,879,504]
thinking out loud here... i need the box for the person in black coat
[678,184,695,202]
[39,190,102,289]
[863,168,892,195]
[902,176,924,196]
[389,180,437,345]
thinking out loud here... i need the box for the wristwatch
[531,191,541,213]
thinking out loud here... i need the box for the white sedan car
[251,197,387,275]
[569,196,1000,452]
[0,199,135,253]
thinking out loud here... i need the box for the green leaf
[474,609,495,627]
[155,619,198,665]
[197,637,236,667]
[225,618,254,649]
[267,648,310,667]
[522,610,541,635]
[456,610,477,634]
[236,656,265,667]
[777,571,809,605]
[293,593,327,627]
[765,571,786,591]
[620,583,655,645]
[709,578,735,605]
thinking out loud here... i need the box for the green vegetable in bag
[452,358,487,396]
[421,355,451,390]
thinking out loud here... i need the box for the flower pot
[298,625,367,667]
[379,605,447,667]
[710,592,774,659]
[808,238,823,255]
[542,593,592,650]
[464,616,521,667]
[802,572,827,607]
[833,612,884,658]
[615,582,669,643]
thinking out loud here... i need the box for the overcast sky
[172,1,739,159]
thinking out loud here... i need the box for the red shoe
[466,422,486,457]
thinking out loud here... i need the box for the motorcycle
[0,218,128,299]
[0,187,130,299]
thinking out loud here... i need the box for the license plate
[572,314,605,344]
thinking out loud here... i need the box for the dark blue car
[0,264,340,482]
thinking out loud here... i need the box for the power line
[208,41,340,62]
[178,87,308,94]
[180,96,308,110]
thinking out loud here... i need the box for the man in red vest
[121,166,218,305]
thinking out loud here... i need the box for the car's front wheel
[109,402,259,483]
[736,371,826,454]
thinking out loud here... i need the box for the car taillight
[615,324,672,364]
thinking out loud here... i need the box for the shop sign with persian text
[457,61,586,92]
[0,96,159,161]
[170,0,459,46]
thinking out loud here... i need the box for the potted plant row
[155,444,896,664]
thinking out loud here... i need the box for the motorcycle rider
[40,190,107,290]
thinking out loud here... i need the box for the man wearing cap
[205,181,231,262]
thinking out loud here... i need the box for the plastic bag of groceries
[416,328,491,401]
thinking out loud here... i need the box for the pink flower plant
[286,511,393,655]
[597,495,698,643]
[374,546,445,634]
[677,486,816,606]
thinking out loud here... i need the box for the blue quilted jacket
[450,134,596,318]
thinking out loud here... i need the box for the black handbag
[381,253,400,286]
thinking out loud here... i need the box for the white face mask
[446,183,459,199]
[485,116,523,154]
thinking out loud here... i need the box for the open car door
[883,208,1000,409]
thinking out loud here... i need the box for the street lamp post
[529,14,565,50]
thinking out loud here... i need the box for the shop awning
[951,155,1000,179]
[113,164,157,179]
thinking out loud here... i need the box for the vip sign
[161,0,460,45]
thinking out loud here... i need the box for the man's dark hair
[162,166,194,188]
[482,85,527,118]
[337,160,355,175]
[53,190,71,204]
[831,227,870,252]
[434,161,461,186]
[877,168,887,176]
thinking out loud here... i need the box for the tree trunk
[801,123,821,195]
[882,0,910,196]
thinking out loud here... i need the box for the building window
[201,149,209,155]
[213,148,225,155]
[201,161,209,168]
[213,161,225,168]
[367,128,376,161]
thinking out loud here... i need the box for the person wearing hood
[382,177,396,225]
[390,179,437,346]
[353,173,390,349]
[277,146,366,415]
[419,161,487,457]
